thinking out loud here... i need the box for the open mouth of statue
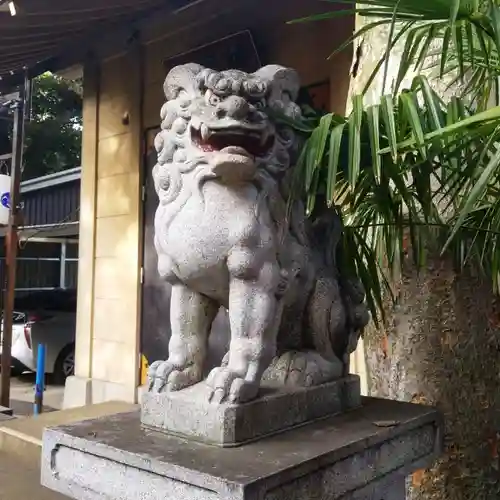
[191,125,274,157]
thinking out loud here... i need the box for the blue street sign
[0,192,10,209]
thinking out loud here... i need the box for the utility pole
[0,71,27,408]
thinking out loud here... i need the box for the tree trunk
[347,8,500,499]
[366,254,500,499]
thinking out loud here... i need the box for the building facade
[62,0,355,407]
[0,168,80,296]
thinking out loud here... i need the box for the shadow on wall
[364,253,500,500]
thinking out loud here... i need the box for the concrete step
[0,401,138,464]
[0,405,12,416]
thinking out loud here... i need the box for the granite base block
[141,375,361,446]
[42,397,443,500]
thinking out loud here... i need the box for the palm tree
[288,0,500,313]
[285,1,500,498]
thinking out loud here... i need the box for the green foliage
[288,0,500,320]
[22,73,82,180]
[292,1,495,103]
[0,72,82,179]
[284,77,455,321]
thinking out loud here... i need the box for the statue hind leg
[259,276,348,387]
[148,283,218,393]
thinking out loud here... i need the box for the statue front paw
[147,359,203,393]
[206,366,259,404]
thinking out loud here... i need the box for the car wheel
[10,364,24,377]
[53,344,75,385]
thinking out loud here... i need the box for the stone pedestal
[141,375,361,446]
[41,397,442,500]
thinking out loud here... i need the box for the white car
[0,289,76,384]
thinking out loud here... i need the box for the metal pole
[0,71,27,408]
[34,343,45,415]
[59,240,67,289]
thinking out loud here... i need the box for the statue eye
[254,100,266,110]
[206,91,221,106]
[177,90,191,109]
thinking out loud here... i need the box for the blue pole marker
[34,343,46,415]
[0,191,10,209]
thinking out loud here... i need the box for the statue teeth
[201,124,211,141]
[191,117,201,130]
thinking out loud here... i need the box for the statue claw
[209,388,225,404]
[206,366,259,404]
[147,359,203,393]
[147,360,163,391]
[228,378,257,403]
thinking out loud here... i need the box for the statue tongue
[212,147,257,183]
[220,146,253,158]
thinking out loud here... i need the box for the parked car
[0,289,76,384]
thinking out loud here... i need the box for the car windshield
[0,311,26,332]
[0,289,77,330]
[14,289,77,313]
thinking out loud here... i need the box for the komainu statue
[147,63,369,404]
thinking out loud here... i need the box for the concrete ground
[0,395,135,500]
[0,373,68,498]
[0,451,69,499]
[10,372,64,416]
[0,376,138,499]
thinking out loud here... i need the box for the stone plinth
[41,397,443,500]
[141,375,361,447]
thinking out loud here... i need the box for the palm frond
[292,0,500,108]
[287,1,500,315]
[278,72,500,318]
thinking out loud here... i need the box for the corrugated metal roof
[21,166,81,193]
[0,0,172,91]
[22,176,80,227]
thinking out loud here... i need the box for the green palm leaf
[288,0,500,316]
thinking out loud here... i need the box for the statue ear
[253,65,300,102]
[163,63,206,101]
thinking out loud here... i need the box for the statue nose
[216,96,250,120]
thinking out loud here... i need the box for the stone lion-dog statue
[147,63,369,404]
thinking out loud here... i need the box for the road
[9,372,64,416]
